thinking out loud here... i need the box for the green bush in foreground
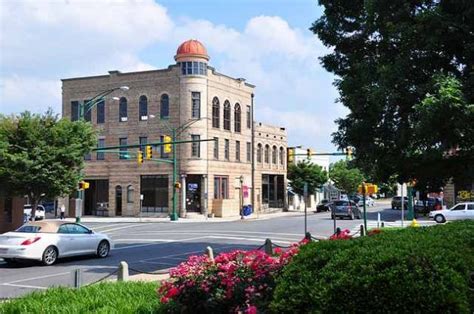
[0,281,159,314]
[271,221,474,313]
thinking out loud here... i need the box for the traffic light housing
[287,148,295,163]
[164,135,172,153]
[137,150,143,165]
[307,148,313,160]
[174,182,181,189]
[78,181,90,190]
[146,145,153,160]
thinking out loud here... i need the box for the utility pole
[171,128,178,221]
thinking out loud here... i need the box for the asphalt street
[0,201,427,299]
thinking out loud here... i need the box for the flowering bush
[367,228,382,236]
[329,228,352,240]
[157,243,304,313]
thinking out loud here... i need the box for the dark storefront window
[97,138,105,160]
[71,101,79,121]
[214,176,229,199]
[83,99,91,122]
[141,175,169,213]
[262,174,285,208]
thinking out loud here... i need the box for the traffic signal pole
[171,128,178,221]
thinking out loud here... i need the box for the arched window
[160,94,169,119]
[264,145,270,163]
[280,147,285,165]
[119,97,127,122]
[272,146,277,164]
[223,100,231,130]
[127,185,134,203]
[234,103,241,133]
[257,144,262,163]
[212,97,220,128]
[139,95,148,121]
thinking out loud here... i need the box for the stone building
[61,39,287,218]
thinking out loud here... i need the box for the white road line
[114,236,208,250]
[124,230,305,237]
[3,283,48,290]
[6,271,70,284]
[114,239,178,243]
[206,235,292,244]
[114,233,302,242]
[98,223,143,234]
[140,245,245,262]
[138,261,178,266]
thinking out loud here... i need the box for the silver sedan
[0,221,113,266]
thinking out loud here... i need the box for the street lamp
[79,85,129,119]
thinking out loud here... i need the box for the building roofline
[207,66,255,88]
[61,65,177,82]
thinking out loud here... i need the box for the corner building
[62,40,287,217]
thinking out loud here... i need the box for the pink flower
[246,305,257,314]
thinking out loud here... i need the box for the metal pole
[401,183,405,227]
[170,128,178,221]
[407,185,414,220]
[363,183,367,233]
[332,205,336,234]
[250,94,256,217]
[304,182,308,235]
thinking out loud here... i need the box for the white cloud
[0,0,342,150]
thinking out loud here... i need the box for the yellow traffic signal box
[137,150,143,165]
[164,136,172,153]
[146,145,153,160]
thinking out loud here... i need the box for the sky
[0,0,346,153]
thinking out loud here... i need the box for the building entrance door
[115,186,122,216]
[186,175,201,212]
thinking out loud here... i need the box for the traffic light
[307,148,313,160]
[174,182,181,189]
[146,145,153,160]
[164,135,172,153]
[287,148,295,163]
[78,181,90,190]
[137,150,143,165]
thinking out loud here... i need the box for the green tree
[288,161,328,196]
[0,110,96,219]
[311,0,474,190]
[329,160,364,194]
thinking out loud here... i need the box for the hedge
[271,221,474,313]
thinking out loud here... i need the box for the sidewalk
[62,210,307,224]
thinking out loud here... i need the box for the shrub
[157,243,303,313]
[0,281,159,314]
[271,221,474,313]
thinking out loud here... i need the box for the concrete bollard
[304,232,312,242]
[360,224,365,236]
[118,261,129,282]
[264,238,273,255]
[206,246,215,262]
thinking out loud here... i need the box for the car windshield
[334,201,349,206]
[16,225,42,233]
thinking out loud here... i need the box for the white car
[429,202,474,223]
[24,204,45,221]
[0,221,113,265]
[358,196,375,207]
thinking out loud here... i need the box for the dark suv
[414,198,442,216]
[391,196,408,210]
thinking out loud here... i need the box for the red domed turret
[174,39,209,62]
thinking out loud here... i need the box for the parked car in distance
[391,196,408,210]
[316,200,331,212]
[23,205,45,221]
[331,200,361,220]
[414,197,442,216]
[429,202,474,223]
[357,196,375,207]
[0,221,113,265]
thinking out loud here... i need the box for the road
[0,201,426,298]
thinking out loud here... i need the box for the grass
[0,281,159,314]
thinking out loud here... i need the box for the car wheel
[97,240,110,258]
[434,215,446,224]
[42,246,58,266]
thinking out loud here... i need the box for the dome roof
[174,39,209,61]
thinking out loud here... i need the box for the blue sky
[0,0,345,153]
